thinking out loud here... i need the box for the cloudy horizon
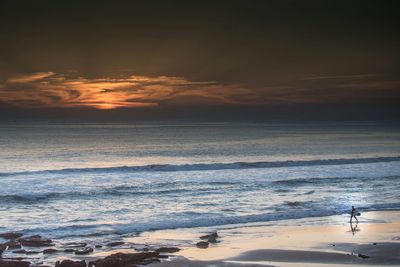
[1,0,399,121]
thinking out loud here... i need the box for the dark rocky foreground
[0,231,187,267]
[0,251,164,267]
[0,231,220,267]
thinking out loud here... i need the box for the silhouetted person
[350,206,359,223]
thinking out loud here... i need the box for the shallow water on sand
[1,121,400,240]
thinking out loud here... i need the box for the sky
[0,0,399,121]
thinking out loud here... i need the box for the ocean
[1,121,400,241]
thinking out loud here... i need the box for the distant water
[1,122,400,239]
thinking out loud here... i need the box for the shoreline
[147,210,400,266]
[1,210,400,266]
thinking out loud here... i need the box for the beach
[2,0,400,265]
[1,122,400,266]
[147,210,400,266]
[1,211,400,266]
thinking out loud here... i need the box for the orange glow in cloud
[0,72,231,109]
[1,72,398,109]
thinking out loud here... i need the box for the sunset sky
[1,0,399,121]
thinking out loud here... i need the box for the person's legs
[355,215,358,223]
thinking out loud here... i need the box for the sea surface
[1,121,400,240]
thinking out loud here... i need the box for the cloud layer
[0,73,231,109]
[0,72,399,110]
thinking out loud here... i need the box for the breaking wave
[21,201,400,238]
[1,156,399,177]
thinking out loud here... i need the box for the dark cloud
[0,0,399,120]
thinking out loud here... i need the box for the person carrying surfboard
[350,206,360,223]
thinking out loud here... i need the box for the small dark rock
[196,241,209,249]
[11,249,39,255]
[200,232,219,240]
[200,232,219,243]
[285,201,302,207]
[0,233,23,240]
[95,245,102,249]
[55,260,87,267]
[27,251,41,255]
[358,253,370,259]
[88,252,159,267]
[43,248,59,254]
[11,250,27,254]
[18,236,53,247]
[0,248,7,259]
[75,247,93,255]
[141,258,160,265]
[64,249,75,253]
[3,240,21,249]
[105,242,124,247]
[155,247,180,253]
[372,242,377,245]
[157,255,169,259]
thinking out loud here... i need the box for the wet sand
[146,210,400,266]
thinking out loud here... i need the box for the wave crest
[1,156,399,177]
